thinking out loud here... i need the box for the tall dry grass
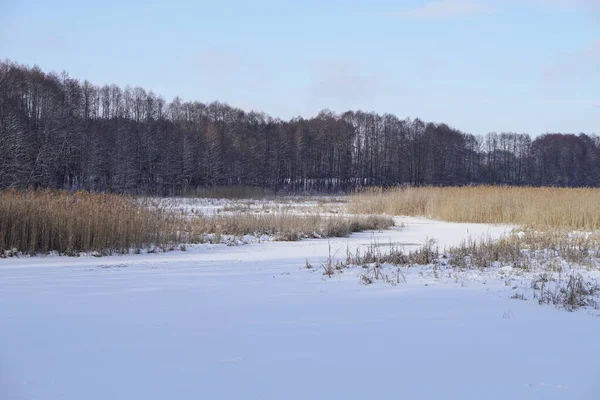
[350,186,600,230]
[0,189,181,255]
[0,189,393,256]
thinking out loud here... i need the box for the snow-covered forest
[1,60,598,194]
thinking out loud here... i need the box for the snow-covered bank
[2,218,599,400]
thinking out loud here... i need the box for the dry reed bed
[350,186,600,230]
[193,213,393,241]
[0,190,393,256]
[0,189,180,255]
[345,186,600,310]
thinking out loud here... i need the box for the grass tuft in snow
[316,231,600,311]
[531,271,600,311]
[447,229,600,270]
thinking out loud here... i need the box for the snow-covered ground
[153,196,348,216]
[1,215,599,400]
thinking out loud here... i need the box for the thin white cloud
[195,48,274,90]
[543,39,600,81]
[544,0,600,10]
[196,48,241,76]
[525,0,600,14]
[310,58,393,101]
[380,0,494,19]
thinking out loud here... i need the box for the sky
[1,0,598,135]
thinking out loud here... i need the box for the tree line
[0,60,598,195]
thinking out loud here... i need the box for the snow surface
[1,216,599,400]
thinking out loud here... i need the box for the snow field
[1,200,599,400]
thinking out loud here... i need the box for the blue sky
[1,0,598,135]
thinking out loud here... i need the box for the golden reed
[0,189,393,255]
[350,186,600,230]
[0,189,180,255]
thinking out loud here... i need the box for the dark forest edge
[1,60,598,195]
